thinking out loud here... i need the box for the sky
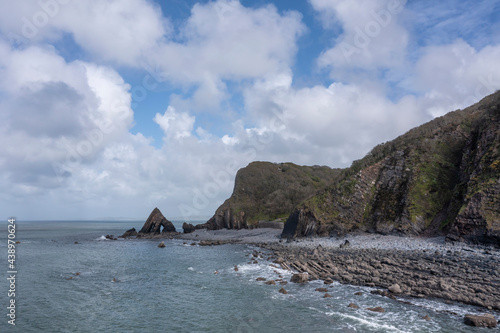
[1,0,500,221]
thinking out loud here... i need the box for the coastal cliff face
[282,92,500,245]
[201,162,341,230]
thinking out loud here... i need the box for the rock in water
[182,222,196,234]
[463,314,497,328]
[366,307,385,313]
[158,241,166,248]
[290,272,309,283]
[120,228,137,238]
[139,208,176,235]
[279,288,288,294]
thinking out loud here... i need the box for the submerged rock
[366,307,385,313]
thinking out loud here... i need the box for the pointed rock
[139,208,176,235]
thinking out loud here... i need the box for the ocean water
[0,220,497,332]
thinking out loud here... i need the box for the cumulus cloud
[413,40,500,116]
[310,0,409,78]
[154,106,195,140]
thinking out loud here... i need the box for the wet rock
[323,293,333,298]
[120,228,137,238]
[348,303,360,309]
[315,288,328,292]
[354,292,363,296]
[463,314,497,328]
[265,280,276,285]
[234,265,239,272]
[290,272,309,283]
[422,315,431,321]
[158,241,166,248]
[324,278,334,285]
[366,307,385,313]
[256,277,266,281]
[279,281,288,285]
[279,288,288,294]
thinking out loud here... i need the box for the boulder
[182,222,196,234]
[388,283,402,294]
[463,314,497,328]
[323,293,333,298]
[265,280,276,285]
[120,228,137,238]
[139,208,176,235]
[315,288,328,292]
[348,303,360,309]
[158,241,166,248]
[256,277,266,281]
[290,272,309,283]
[279,288,288,294]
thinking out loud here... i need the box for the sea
[0,220,497,332]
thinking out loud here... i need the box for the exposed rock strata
[263,243,500,311]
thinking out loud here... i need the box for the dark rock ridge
[197,162,341,230]
[138,208,176,236]
[281,91,500,245]
[120,228,137,238]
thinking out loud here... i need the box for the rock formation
[120,228,137,238]
[281,91,500,245]
[182,222,196,234]
[138,208,176,235]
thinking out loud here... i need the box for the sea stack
[138,207,176,235]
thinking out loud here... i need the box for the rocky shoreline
[261,242,500,312]
[180,230,500,315]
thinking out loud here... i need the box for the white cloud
[154,106,195,139]
[311,0,409,77]
[413,39,500,116]
[1,0,168,66]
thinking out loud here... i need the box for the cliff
[199,162,341,230]
[281,91,500,245]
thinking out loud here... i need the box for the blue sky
[1,0,499,220]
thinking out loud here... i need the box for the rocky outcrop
[263,243,500,311]
[282,91,500,245]
[464,314,497,328]
[138,208,176,235]
[182,222,196,234]
[198,162,340,230]
[120,228,137,238]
